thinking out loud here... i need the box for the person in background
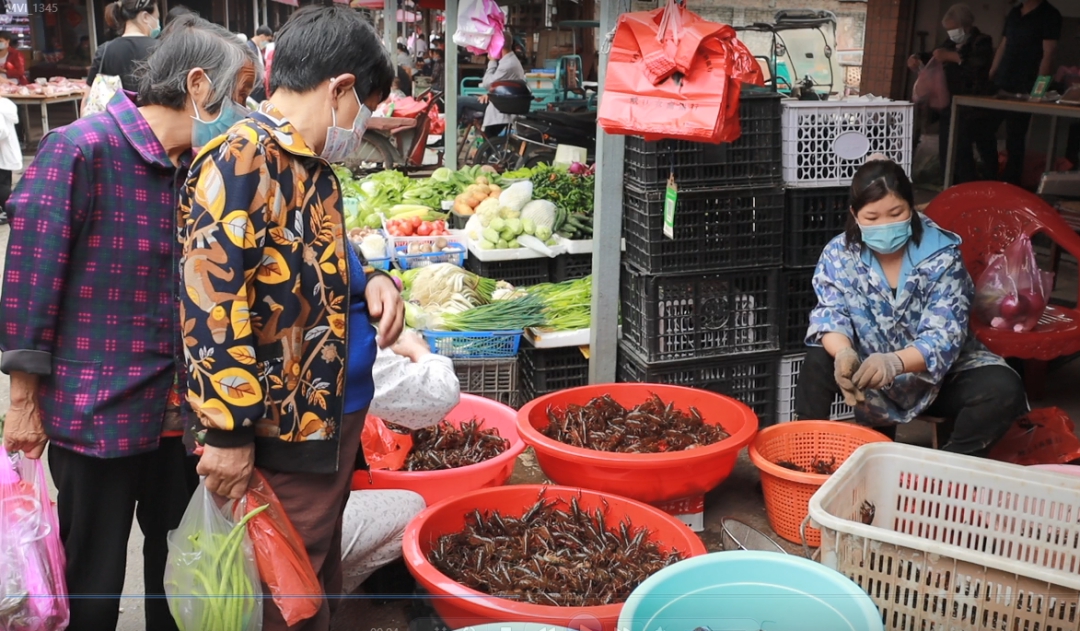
[0,30,27,85]
[396,42,414,75]
[989,0,1061,186]
[341,329,460,593]
[429,47,445,94]
[87,0,161,95]
[479,29,526,138]
[907,4,996,183]
[0,15,257,631]
[68,36,93,67]
[412,28,428,62]
[0,95,19,226]
[248,25,273,101]
[166,4,196,22]
[177,6,401,630]
[793,158,1026,456]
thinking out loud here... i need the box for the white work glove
[852,353,904,391]
[833,348,865,407]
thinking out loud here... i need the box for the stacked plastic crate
[777,98,914,423]
[615,87,786,426]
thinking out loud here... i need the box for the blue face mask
[148,16,161,39]
[191,91,251,153]
[859,217,912,254]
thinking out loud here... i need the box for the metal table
[8,92,85,149]
[944,95,1080,188]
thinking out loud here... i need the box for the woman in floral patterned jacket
[793,159,1027,456]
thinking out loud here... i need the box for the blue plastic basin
[618,551,883,631]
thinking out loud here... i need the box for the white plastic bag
[164,483,265,631]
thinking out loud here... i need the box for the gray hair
[134,13,261,113]
[942,4,975,29]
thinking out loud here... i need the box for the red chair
[924,182,1080,398]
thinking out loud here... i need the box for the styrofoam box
[777,353,854,423]
[782,99,914,188]
[809,443,1080,631]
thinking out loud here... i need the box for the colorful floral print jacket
[806,214,1008,426]
[178,102,379,474]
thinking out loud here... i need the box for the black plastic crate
[620,265,781,362]
[550,253,592,282]
[623,89,782,191]
[781,268,816,352]
[783,187,850,268]
[520,345,590,402]
[623,185,784,274]
[465,256,551,287]
[454,357,521,408]
[617,343,779,425]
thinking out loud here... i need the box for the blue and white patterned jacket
[806,214,1006,425]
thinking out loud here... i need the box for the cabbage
[521,200,557,231]
[498,181,533,213]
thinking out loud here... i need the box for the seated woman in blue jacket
[793,158,1027,455]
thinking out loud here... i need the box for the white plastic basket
[809,443,1080,631]
[776,353,854,423]
[782,99,914,188]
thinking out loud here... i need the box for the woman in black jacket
[908,4,997,183]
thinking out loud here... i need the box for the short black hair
[269,5,393,102]
[255,25,273,38]
[397,42,408,52]
[0,31,14,43]
[844,159,923,251]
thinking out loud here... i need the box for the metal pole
[253,0,259,32]
[224,0,231,32]
[444,0,458,170]
[384,0,396,51]
[588,0,626,384]
[262,0,268,28]
[943,98,959,188]
[86,0,98,55]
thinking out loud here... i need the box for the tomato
[410,216,423,229]
[416,222,433,237]
[400,223,414,236]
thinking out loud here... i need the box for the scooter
[513,109,597,168]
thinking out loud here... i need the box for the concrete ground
[1,113,1079,631]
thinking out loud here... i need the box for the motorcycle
[345,90,442,172]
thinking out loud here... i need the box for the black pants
[793,346,1027,456]
[945,107,999,184]
[0,168,11,210]
[986,110,1031,186]
[48,437,200,631]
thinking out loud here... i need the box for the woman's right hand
[392,329,431,363]
[3,398,48,459]
[834,348,865,407]
[907,55,923,72]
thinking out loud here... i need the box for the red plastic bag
[361,415,414,471]
[598,0,763,143]
[240,471,322,626]
[974,234,1054,332]
[912,57,950,110]
[988,407,1080,466]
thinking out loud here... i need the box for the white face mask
[947,27,967,43]
[320,85,371,163]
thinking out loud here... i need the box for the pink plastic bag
[974,234,1054,332]
[912,57,951,110]
[0,447,69,631]
[453,0,505,57]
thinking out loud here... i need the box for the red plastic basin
[516,384,759,504]
[350,394,526,506]
[402,484,707,631]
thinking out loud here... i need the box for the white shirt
[368,347,460,430]
[0,97,21,172]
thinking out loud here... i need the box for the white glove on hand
[851,353,904,390]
